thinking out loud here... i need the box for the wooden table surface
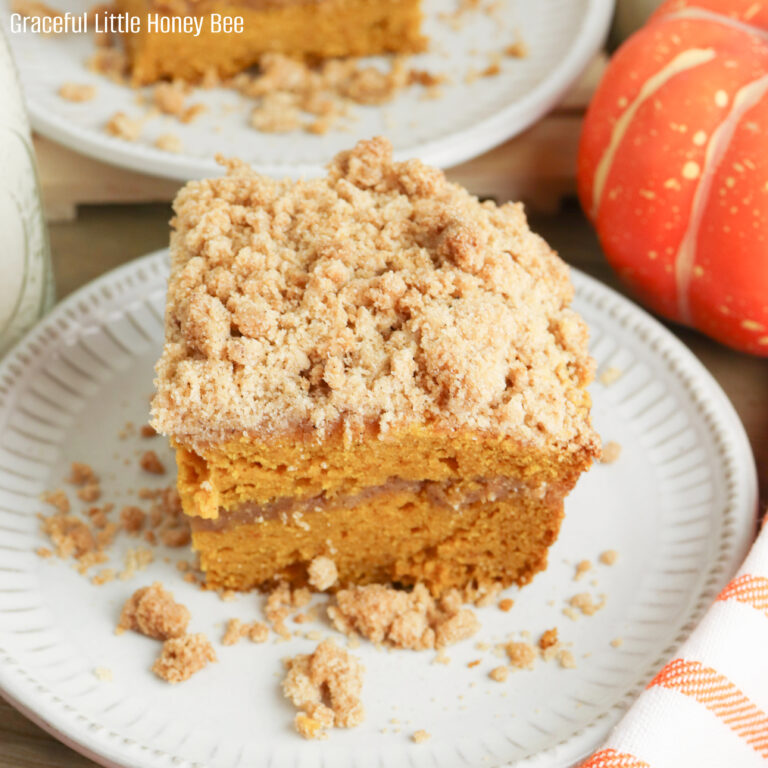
[2,198,766,768]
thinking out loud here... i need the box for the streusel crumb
[117,582,190,640]
[601,441,622,464]
[105,111,141,141]
[67,462,97,486]
[538,627,559,650]
[154,133,182,153]
[221,618,269,645]
[328,583,479,650]
[505,641,536,670]
[412,730,431,743]
[307,556,338,592]
[282,639,364,738]
[59,83,96,102]
[266,581,311,639]
[569,592,605,617]
[599,549,618,566]
[139,450,165,474]
[152,633,216,683]
[151,137,598,457]
[489,665,508,682]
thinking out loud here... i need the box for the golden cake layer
[151,137,600,595]
[118,0,426,84]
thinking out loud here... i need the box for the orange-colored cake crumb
[600,441,622,464]
[599,549,618,566]
[265,581,311,639]
[117,582,190,639]
[538,627,559,650]
[569,592,605,617]
[152,633,217,683]
[489,665,508,682]
[282,639,364,739]
[328,583,479,650]
[498,598,514,612]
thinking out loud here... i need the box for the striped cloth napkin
[581,519,767,767]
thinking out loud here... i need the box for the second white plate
[2,0,612,179]
[0,251,757,768]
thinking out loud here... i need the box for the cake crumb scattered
[154,133,182,153]
[91,567,115,585]
[538,627,559,650]
[574,559,592,581]
[569,592,606,617]
[307,556,338,592]
[497,597,514,612]
[105,111,142,141]
[221,618,269,645]
[328,583,479,651]
[599,366,623,386]
[601,441,622,464]
[67,462,97,486]
[412,729,431,743]
[93,666,112,682]
[505,641,536,670]
[610,637,624,648]
[152,633,216,683]
[139,450,165,474]
[489,665,508,682]
[140,424,156,438]
[58,82,96,102]
[77,483,101,502]
[42,490,70,514]
[283,639,364,739]
[117,582,190,640]
[120,505,145,534]
[266,581,311,639]
[599,549,618,566]
[35,546,52,558]
[557,649,576,669]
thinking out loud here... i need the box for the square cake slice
[151,137,600,595]
[118,0,426,85]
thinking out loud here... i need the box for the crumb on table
[221,618,269,645]
[412,729,431,743]
[105,111,142,141]
[574,559,592,581]
[599,549,618,566]
[505,641,536,670]
[58,82,96,102]
[497,597,514,612]
[538,627,559,650]
[489,665,508,682]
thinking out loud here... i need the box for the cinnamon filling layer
[190,476,547,532]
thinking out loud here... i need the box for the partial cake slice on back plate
[151,137,600,595]
[118,0,427,84]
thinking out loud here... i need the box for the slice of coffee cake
[151,137,599,595]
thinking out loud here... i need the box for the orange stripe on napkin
[717,574,768,615]
[579,748,650,767]
[648,658,768,757]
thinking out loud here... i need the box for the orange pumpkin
[578,0,768,355]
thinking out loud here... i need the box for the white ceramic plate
[1,0,613,179]
[0,251,757,768]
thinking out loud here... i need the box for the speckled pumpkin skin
[578,0,768,356]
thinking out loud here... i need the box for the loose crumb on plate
[412,729,431,743]
[505,641,536,670]
[221,618,269,645]
[568,592,606,617]
[58,82,96,102]
[497,597,514,612]
[599,366,623,386]
[307,556,338,592]
[599,549,618,566]
[139,450,165,474]
[489,665,508,682]
[93,666,113,681]
[538,627,559,650]
[152,633,217,683]
[557,649,576,669]
[105,111,142,141]
[610,637,624,648]
[600,441,622,464]
[154,133,182,153]
[266,581,312,639]
[328,583,479,651]
[283,639,364,739]
[117,582,190,640]
[574,559,592,581]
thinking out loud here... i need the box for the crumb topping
[328,583,479,650]
[152,137,597,452]
[117,582,190,639]
[283,639,364,739]
[152,633,216,683]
